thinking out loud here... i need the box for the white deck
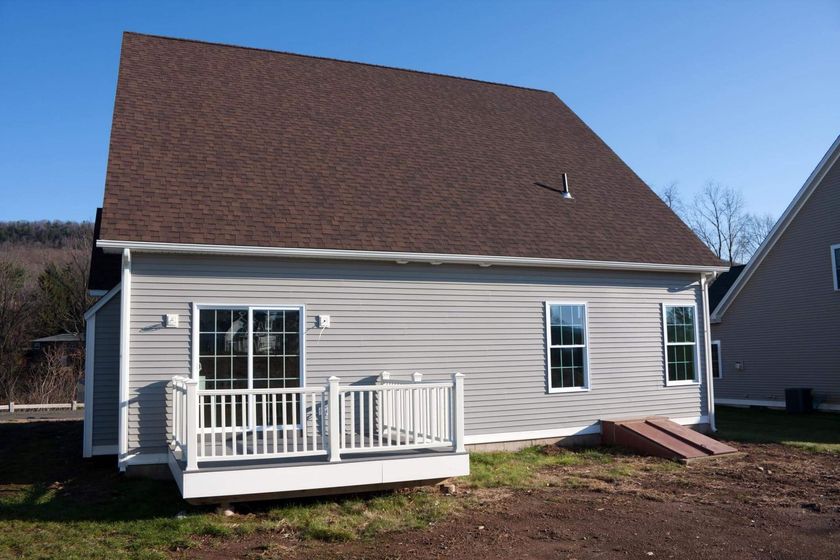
[169,447,469,502]
[168,372,469,502]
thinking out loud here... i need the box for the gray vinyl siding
[712,156,840,405]
[92,293,120,448]
[127,254,709,454]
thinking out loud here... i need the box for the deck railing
[170,373,465,471]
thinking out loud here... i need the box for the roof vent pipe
[561,173,572,199]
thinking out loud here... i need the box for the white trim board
[82,314,95,458]
[84,283,121,320]
[712,134,840,320]
[700,274,716,431]
[544,301,591,393]
[172,452,470,501]
[463,415,709,445]
[661,302,702,387]
[716,398,840,412]
[96,239,728,274]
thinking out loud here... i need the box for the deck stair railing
[170,372,465,471]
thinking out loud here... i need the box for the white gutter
[97,240,727,274]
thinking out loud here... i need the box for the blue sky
[1,0,838,222]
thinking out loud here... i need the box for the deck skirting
[169,449,469,503]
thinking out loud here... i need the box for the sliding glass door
[196,305,304,427]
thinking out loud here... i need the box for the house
[711,136,840,411]
[29,333,85,400]
[31,333,83,354]
[83,32,725,503]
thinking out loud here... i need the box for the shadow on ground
[0,421,188,522]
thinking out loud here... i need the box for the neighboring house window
[546,303,589,392]
[832,244,840,291]
[197,306,303,390]
[711,341,722,379]
[663,304,699,385]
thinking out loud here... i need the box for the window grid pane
[251,309,301,390]
[548,304,587,390]
[198,308,248,390]
[665,305,697,382]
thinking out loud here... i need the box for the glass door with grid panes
[196,305,303,429]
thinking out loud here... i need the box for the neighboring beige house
[711,135,840,411]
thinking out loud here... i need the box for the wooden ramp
[601,417,738,463]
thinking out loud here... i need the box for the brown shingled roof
[99,32,720,267]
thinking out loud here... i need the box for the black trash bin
[785,388,813,414]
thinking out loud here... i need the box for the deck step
[601,417,738,462]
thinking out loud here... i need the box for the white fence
[171,372,465,471]
[2,401,83,412]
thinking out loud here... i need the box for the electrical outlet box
[164,314,179,328]
[316,315,331,328]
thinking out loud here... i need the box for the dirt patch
[186,443,840,560]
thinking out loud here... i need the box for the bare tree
[657,181,684,215]
[742,212,776,257]
[25,345,82,404]
[35,236,94,337]
[0,261,36,402]
[684,182,751,266]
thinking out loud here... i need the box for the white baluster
[452,373,465,453]
[328,376,341,462]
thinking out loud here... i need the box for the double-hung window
[546,303,589,392]
[832,244,840,291]
[663,304,699,385]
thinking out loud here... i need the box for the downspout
[118,249,132,470]
[700,272,717,432]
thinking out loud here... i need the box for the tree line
[658,182,775,266]
[0,221,94,403]
[0,220,92,247]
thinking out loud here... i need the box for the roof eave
[96,239,727,274]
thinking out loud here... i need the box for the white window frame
[832,243,840,291]
[190,302,307,391]
[545,301,591,393]
[711,340,722,380]
[662,303,700,386]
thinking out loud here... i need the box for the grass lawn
[0,422,464,559]
[2,407,837,559]
[716,405,840,453]
[0,421,620,559]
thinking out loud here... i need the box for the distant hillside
[0,220,93,247]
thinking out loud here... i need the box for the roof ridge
[122,31,554,95]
